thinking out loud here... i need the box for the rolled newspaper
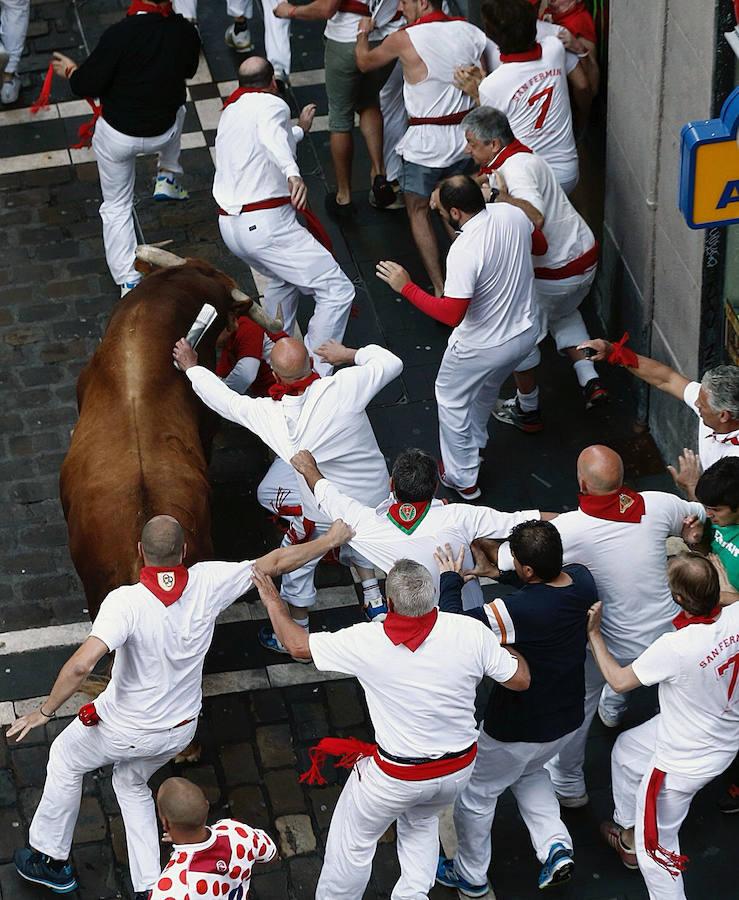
[174,303,219,370]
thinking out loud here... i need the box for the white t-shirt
[483,21,579,73]
[683,381,739,471]
[213,93,302,213]
[491,150,595,271]
[90,561,254,731]
[187,346,401,524]
[498,491,706,658]
[309,612,518,757]
[324,0,400,42]
[314,477,539,606]
[444,205,537,349]
[150,819,277,900]
[478,36,577,188]
[632,603,739,777]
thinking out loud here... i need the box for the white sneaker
[153,173,189,201]
[1,74,21,105]
[0,42,8,77]
[224,22,253,52]
[120,280,141,297]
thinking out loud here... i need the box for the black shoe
[369,175,397,209]
[14,848,78,894]
[719,784,739,814]
[325,193,356,220]
[492,397,544,433]
[583,378,609,410]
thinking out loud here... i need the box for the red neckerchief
[672,605,721,630]
[268,370,321,401]
[386,500,432,535]
[404,10,466,28]
[140,565,189,606]
[707,432,739,445]
[578,487,646,523]
[383,607,438,652]
[500,43,543,63]
[223,85,275,108]
[127,0,173,16]
[479,138,533,173]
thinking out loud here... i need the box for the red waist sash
[407,109,472,126]
[534,241,599,280]
[338,0,371,13]
[218,196,333,253]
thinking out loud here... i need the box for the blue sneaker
[152,174,189,201]
[258,624,291,655]
[364,595,388,622]
[436,855,490,898]
[14,848,78,893]
[538,842,574,890]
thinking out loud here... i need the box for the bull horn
[135,245,187,268]
[231,288,283,332]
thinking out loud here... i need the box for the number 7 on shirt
[528,86,554,130]
[718,652,739,703]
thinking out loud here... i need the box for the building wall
[596,0,720,463]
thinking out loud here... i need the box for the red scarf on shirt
[404,10,466,27]
[479,139,533,174]
[500,43,543,63]
[383,608,438,652]
[268,370,321,401]
[222,85,276,109]
[127,0,173,16]
[386,500,432,535]
[578,487,645,523]
[140,565,189,606]
[707,432,739,445]
[672,606,721,630]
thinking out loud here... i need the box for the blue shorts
[399,157,473,198]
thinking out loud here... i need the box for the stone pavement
[1,1,738,898]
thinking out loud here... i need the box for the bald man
[482,446,706,807]
[150,778,277,899]
[8,514,351,899]
[174,336,403,648]
[214,56,354,375]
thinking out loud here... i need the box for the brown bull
[60,250,279,619]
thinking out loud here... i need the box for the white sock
[573,358,598,387]
[361,578,382,604]
[292,617,309,629]
[517,387,539,412]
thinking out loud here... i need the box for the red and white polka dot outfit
[150,819,277,900]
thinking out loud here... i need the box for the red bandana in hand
[672,605,721,630]
[578,487,645,523]
[268,370,321,401]
[383,608,438,652]
[644,768,690,876]
[387,500,432,534]
[140,565,189,606]
[127,0,173,16]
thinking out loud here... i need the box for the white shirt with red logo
[632,603,739,777]
[149,819,277,900]
[683,381,739,471]
[483,20,579,74]
[478,36,577,190]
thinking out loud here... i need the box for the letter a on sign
[717,179,739,209]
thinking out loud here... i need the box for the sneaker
[492,397,544,433]
[325,192,356,220]
[257,624,311,662]
[364,595,388,622]
[120,280,141,297]
[153,174,189,201]
[597,700,622,728]
[600,820,638,870]
[369,175,397,210]
[224,22,253,52]
[437,461,481,501]
[435,856,490,898]
[384,180,406,210]
[1,73,21,105]
[583,378,609,410]
[718,783,739,814]
[555,791,589,808]
[14,848,78,894]
[538,842,574,889]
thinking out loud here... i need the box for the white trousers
[261,0,291,76]
[535,267,596,352]
[550,161,579,196]
[317,756,474,900]
[453,728,573,885]
[173,0,253,19]
[380,61,407,183]
[29,716,197,892]
[611,717,714,900]
[546,648,634,799]
[0,0,29,72]
[435,323,540,488]
[257,457,374,607]
[219,206,354,376]
[92,108,186,285]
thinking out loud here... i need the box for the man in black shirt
[435,520,597,896]
[50,0,200,295]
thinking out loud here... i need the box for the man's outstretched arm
[253,568,312,659]
[578,338,689,400]
[256,519,355,576]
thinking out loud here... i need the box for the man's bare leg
[330,131,354,206]
[358,106,386,182]
[405,191,444,296]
